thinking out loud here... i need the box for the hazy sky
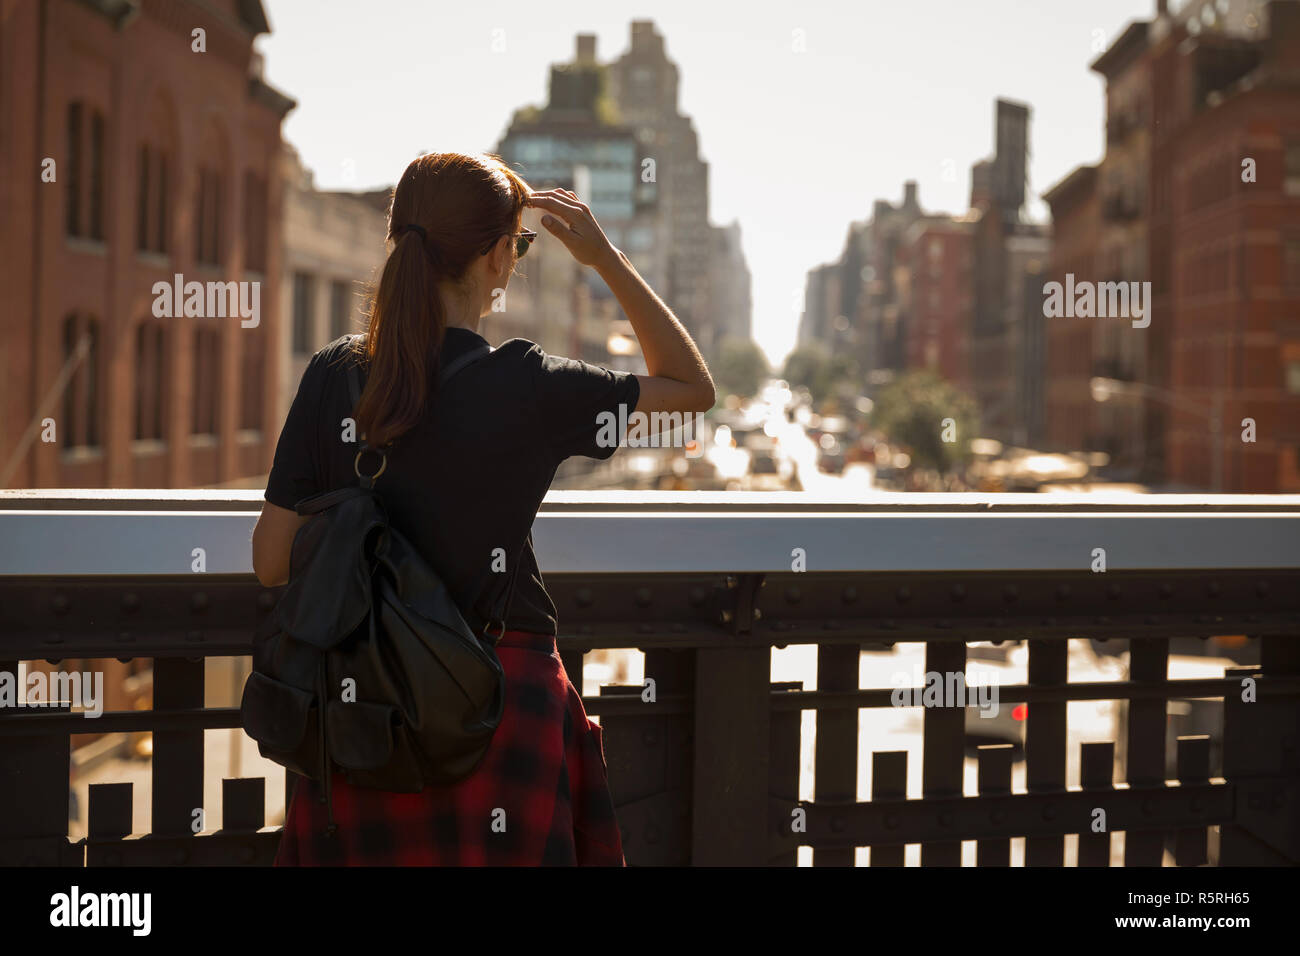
[259,0,1157,365]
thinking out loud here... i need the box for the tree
[714,337,769,398]
[782,343,860,405]
[869,370,978,473]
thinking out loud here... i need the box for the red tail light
[1011,704,1028,721]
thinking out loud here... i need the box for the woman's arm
[251,501,308,587]
[526,189,716,414]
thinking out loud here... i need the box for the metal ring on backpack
[354,448,388,481]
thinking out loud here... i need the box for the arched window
[134,321,167,441]
[136,142,170,254]
[61,313,101,449]
[196,164,223,266]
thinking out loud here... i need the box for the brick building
[897,217,974,392]
[1045,0,1300,490]
[0,0,293,489]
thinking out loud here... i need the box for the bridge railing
[2,490,1298,865]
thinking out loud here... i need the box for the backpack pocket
[325,698,397,772]
[240,670,319,778]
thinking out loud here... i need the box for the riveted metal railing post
[691,573,767,865]
[768,681,802,866]
[1174,735,1210,866]
[1025,638,1067,866]
[0,658,74,865]
[976,743,1014,866]
[151,657,205,848]
[1220,636,1300,865]
[1078,741,1114,866]
[813,641,859,866]
[869,751,907,866]
[1124,637,1169,865]
[921,640,964,865]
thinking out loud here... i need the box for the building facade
[0,0,293,490]
[1045,0,1300,490]
[279,146,388,423]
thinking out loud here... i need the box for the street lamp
[1089,377,1224,491]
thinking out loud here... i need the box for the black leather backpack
[241,335,520,835]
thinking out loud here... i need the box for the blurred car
[963,642,1027,747]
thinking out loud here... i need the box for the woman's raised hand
[525,188,620,271]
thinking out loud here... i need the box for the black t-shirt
[264,328,641,635]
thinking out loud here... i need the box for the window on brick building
[243,170,268,273]
[65,103,82,237]
[292,272,315,354]
[135,143,170,254]
[134,322,166,442]
[191,327,220,437]
[1285,142,1300,197]
[196,166,223,266]
[240,329,265,433]
[1286,240,1300,290]
[61,314,101,450]
[329,280,353,340]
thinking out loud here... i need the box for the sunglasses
[480,231,538,259]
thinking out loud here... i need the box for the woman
[250,151,714,865]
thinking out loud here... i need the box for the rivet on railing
[785,586,801,604]
[643,729,659,746]
[1159,582,1174,598]
[575,588,594,608]
[1042,804,1056,821]
[256,591,276,612]
[191,592,209,612]
[950,584,966,601]
[884,813,899,829]
[830,815,846,834]
[1055,584,1071,600]
[1002,586,1018,603]
[842,586,858,604]
[121,593,140,612]
[51,594,71,614]
[896,587,911,603]
[939,811,954,827]
[634,587,652,608]
[1255,580,1269,597]
[1207,582,1221,597]
[688,586,707,606]
[1107,584,1121,599]
[990,808,1005,824]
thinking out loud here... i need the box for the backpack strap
[346,333,492,488]
[483,536,527,645]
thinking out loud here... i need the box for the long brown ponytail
[352,152,530,448]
